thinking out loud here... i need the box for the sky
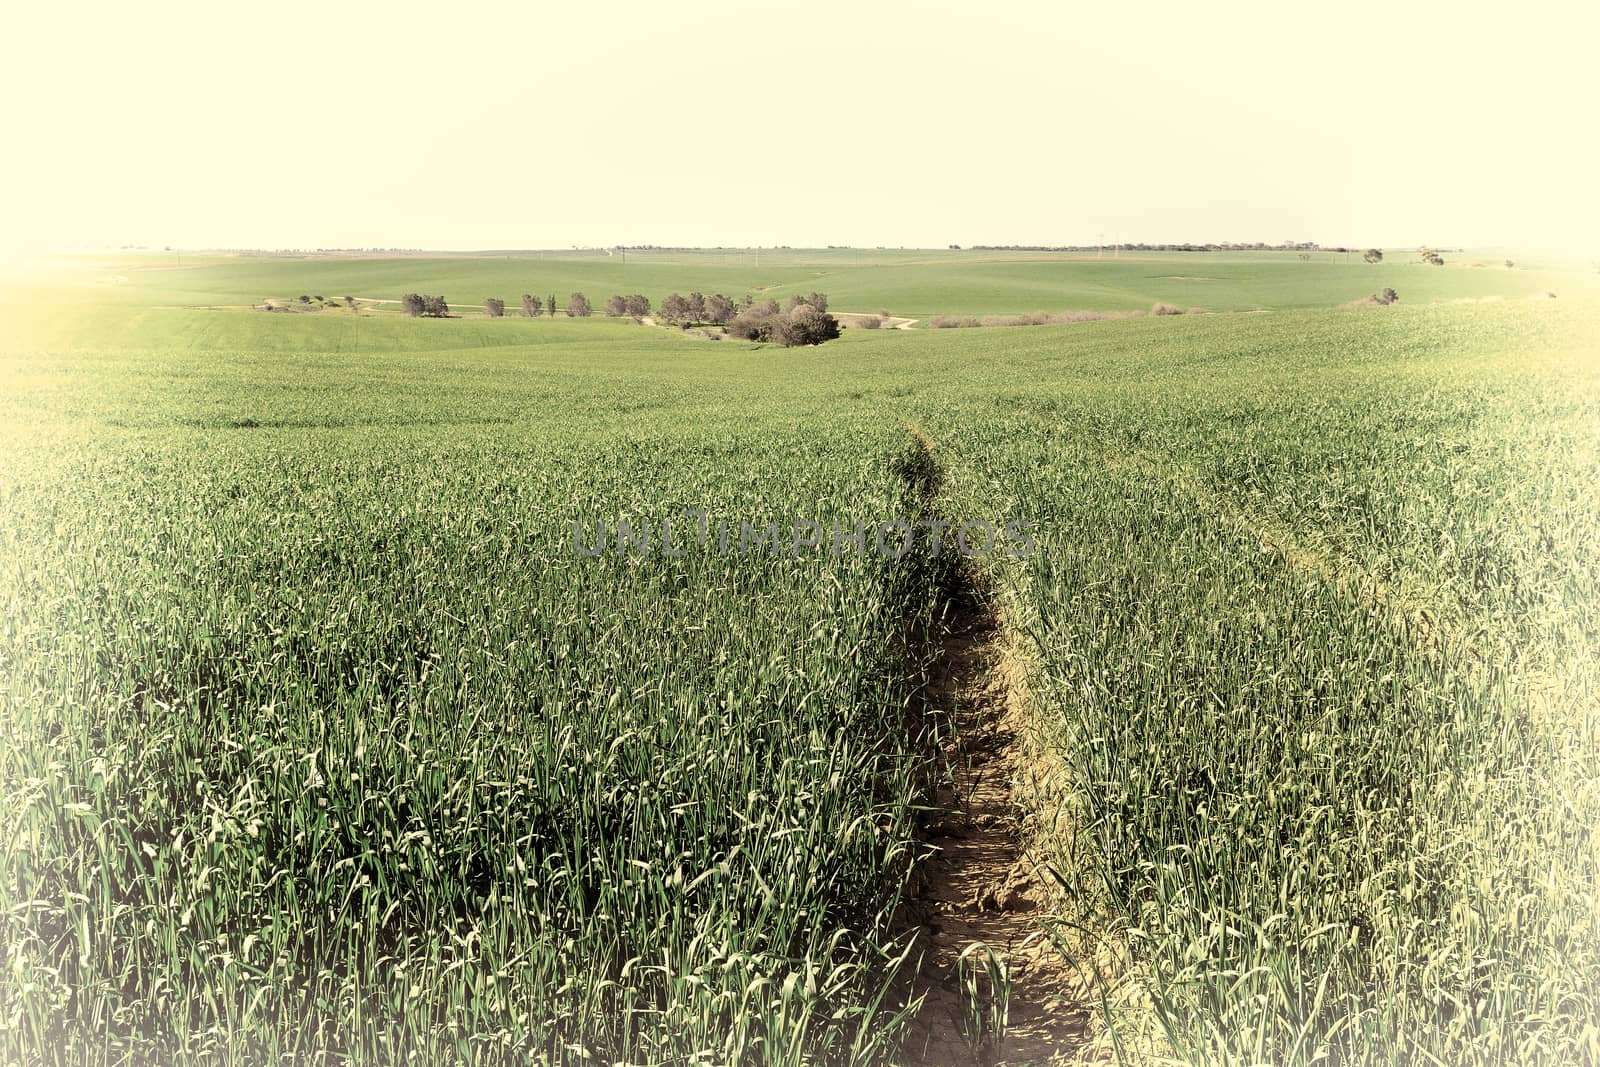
[3,0,1595,255]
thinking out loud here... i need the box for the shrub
[858,315,883,329]
[774,306,841,347]
[1363,249,1384,263]
[1152,303,1185,316]
[726,303,781,341]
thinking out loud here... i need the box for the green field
[3,253,1599,1065]
[14,247,1588,320]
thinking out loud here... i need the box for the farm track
[898,600,1092,1065]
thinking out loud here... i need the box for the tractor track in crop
[893,426,1093,1065]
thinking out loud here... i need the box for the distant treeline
[966,242,1462,254]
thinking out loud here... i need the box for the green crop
[3,265,1597,1065]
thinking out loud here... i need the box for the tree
[1505,259,1516,270]
[1418,246,1444,266]
[548,293,557,317]
[567,292,592,317]
[343,296,356,309]
[484,297,505,317]
[684,292,707,324]
[659,292,690,324]
[605,294,628,317]
[521,293,542,317]
[624,294,650,319]
[805,291,828,312]
[402,293,426,317]
[1363,249,1383,264]
[297,294,311,304]
[1373,287,1399,305]
[424,295,449,317]
[706,293,735,324]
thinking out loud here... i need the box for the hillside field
[3,253,1599,1065]
[12,246,1588,320]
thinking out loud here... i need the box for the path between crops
[898,601,1092,1065]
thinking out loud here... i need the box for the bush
[1152,303,1185,316]
[774,306,841,347]
[858,315,883,329]
[726,303,781,341]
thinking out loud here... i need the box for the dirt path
[898,603,1092,1065]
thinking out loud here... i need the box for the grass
[2,260,1598,1064]
[13,247,1592,320]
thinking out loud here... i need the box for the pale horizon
[4,0,1596,258]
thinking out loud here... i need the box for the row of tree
[470,289,840,345]
[431,288,842,346]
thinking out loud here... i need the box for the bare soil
[896,604,1093,1065]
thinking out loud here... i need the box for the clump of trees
[633,292,738,327]
[1363,249,1383,264]
[1419,247,1445,266]
[566,292,592,317]
[786,292,828,312]
[484,297,505,317]
[606,294,652,319]
[725,297,840,346]
[521,293,543,317]
[402,293,450,317]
